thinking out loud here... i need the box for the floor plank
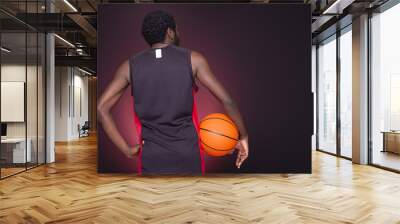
[0,134,399,223]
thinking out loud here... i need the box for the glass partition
[38,32,45,165]
[339,27,352,158]
[317,35,337,154]
[27,30,38,169]
[0,1,46,179]
[370,3,400,171]
[1,30,28,177]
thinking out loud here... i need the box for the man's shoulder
[188,49,206,65]
[169,44,192,54]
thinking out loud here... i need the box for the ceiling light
[78,67,93,76]
[322,0,342,14]
[1,47,11,53]
[63,0,78,12]
[54,34,75,48]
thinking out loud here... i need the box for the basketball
[199,113,239,157]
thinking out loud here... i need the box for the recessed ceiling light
[1,47,11,53]
[54,34,75,48]
[63,0,78,12]
[322,0,353,15]
[77,67,93,76]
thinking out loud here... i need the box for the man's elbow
[222,98,237,109]
[97,104,106,121]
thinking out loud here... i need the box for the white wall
[55,66,89,141]
[1,65,39,137]
[1,82,25,122]
[55,66,70,141]
[1,63,46,164]
[1,66,26,137]
[72,73,89,138]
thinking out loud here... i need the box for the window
[316,25,353,159]
[339,28,352,158]
[317,36,337,154]
[370,3,400,171]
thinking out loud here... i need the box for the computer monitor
[1,123,7,137]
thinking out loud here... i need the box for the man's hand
[97,59,134,158]
[122,141,144,158]
[235,136,249,169]
[192,51,249,169]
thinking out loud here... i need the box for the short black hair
[141,10,176,46]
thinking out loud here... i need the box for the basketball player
[98,10,249,174]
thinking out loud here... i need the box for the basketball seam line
[199,128,239,141]
[201,117,237,129]
[199,139,234,151]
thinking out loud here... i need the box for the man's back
[97,10,248,176]
[129,44,204,174]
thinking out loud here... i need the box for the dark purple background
[97,4,312,173]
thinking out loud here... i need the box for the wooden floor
[1,134,400,224]
[372,150,400,171]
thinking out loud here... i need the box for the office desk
[381,131,400,154]
[1,138,32,163]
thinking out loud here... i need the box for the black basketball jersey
[129,44,205,175]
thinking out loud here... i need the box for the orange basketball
[199,113,239,157]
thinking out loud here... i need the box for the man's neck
[151,41,173,49]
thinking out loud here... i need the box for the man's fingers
[236,152,241,168]
[236,154,243,168]
[235,138,249,169]
[237,152,248,169]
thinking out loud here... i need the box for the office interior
[313,2,400,172]
[0,0,399,222]
[0,0,97,179]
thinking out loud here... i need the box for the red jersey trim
[133,112,143,175]
[192,89,206,175]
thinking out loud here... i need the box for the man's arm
[191,51,249,168]
[97,60,140,158]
